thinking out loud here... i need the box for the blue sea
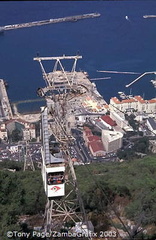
[0,1,156,112]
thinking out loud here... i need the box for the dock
[143,15,156,18]
[0,13,100,32]
[0,79,13,120]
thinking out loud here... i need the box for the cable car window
[47,172,64,185]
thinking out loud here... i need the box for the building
[86,135,101,147]
[110,96,156,114]
[100,115,117,129]
[5,119,25,134]
[102,130,123,152]
[0,123,8,140]
[146,118,156,135]
[23,123,36,141]
[83,126,105,156]
[110,97,137,113]
[89,140,105,157]
[5,118,36,141]
[92,118,109,131]
[83,127,93,143]
[110,111,133,131]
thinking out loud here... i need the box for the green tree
[11,129,22,142]
[134,137,149,153]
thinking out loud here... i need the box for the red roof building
[89,140,105,156]
[83,127,93,143]
[101,115,117,127]
[87,135,101,142]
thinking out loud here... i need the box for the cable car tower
[23,142,35,171]
[34,55,91,236]
[18,142,35,171]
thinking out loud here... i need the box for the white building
[110,111,133,131]
[23,124,36,141]
[110,96,156,114]
[102,130,123,152]
[110,97,138,112]
[0,123,8,140]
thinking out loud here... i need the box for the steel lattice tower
[34,55,92,237]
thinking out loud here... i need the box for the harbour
[0,1,156,238]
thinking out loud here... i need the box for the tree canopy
[0,155,156,239]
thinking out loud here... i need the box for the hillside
[0,156,156,239]
[76,156,156,239]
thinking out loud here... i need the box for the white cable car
[41,107,65,198]
[42,156,65,198]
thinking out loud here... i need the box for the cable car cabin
[42,157,65,198]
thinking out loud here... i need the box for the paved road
[71,128,118,163]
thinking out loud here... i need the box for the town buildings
[83,127,105,156]
[0,118,36,142]
[110,95,156,114]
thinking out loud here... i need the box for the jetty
[143,15,156,18]
[0,13,100,32]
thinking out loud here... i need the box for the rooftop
[101,115,117,126]
[148,99,156,103]
[111,97,120,104]
[134,95,145,103]
[111,95,156,105]
[102,130,123,141]
[121,99,137,103]
[87,135,101,142]
[89,140,105,153]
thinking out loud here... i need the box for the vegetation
[75,156,156,238]
[0,161,46,240]
[10,129,22,142]
[117,137,150,160]
[0,156,156,239]
[125,114,139,131]
[30,138,37,142]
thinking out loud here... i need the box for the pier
[143,15,156,18]
[0,79,13,120]
[0,13,100,32]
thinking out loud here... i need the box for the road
[71,128,118,163]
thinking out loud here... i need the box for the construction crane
[34,55,92,237]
